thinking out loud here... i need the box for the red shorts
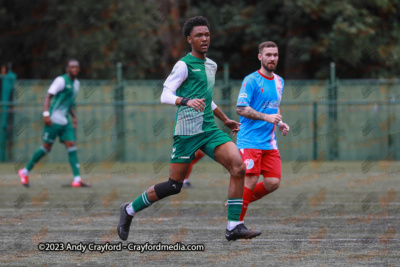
[239,149,281,178]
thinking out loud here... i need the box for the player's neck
[259,67,274,79]
[190,51,206,60]
[67,73,76,80]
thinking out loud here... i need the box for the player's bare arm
[236,106,282,124]
[277,108,290,136]
[213,107,241,136]
[70,107,77,129]
[43,93,53,126]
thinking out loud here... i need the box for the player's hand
[224,119,241,136]
[187,98,206,112]
[265,114,282,124]
[72,117,77,129]
[278,122,290,136]
[44,116,52,126]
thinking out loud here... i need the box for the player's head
[66,59,80,78]
[183,16,210,55]
[258,41,279,72]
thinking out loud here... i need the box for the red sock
[239,187,253,221]
[250,182,269,203]
[184,150,205,180]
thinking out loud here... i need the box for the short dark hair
[67,58,79,67]
[182,16,210,37]
[259,41,278,53]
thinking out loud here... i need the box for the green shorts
[170,130,232,163]
[42,122,75,144]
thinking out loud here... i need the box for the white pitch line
[208,238,400,242]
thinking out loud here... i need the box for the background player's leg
[19,142,52,187]
[183,150,205,188]
[26,143,51,171]
[239,175,259,221]
[250,149,281,202]
[64,141,86,187]
[250,177,280,202]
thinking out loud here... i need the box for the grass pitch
[0,161,399,266]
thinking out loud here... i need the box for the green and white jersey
[47,74,79,125]
[162,53,219,136]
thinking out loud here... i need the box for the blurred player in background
[182,149,205,188]
[118,16,261,241]
[18,59,89,187]
[236,41,290,220]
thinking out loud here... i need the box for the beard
[262,62,276,72]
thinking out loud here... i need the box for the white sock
[22,168,29,175]
[227,221,244,231]
[73,176,82,182]
[126,202,135,216]
[183,179,189,184]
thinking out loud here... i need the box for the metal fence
[1,78,399,164]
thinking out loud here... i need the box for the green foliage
[0,0,398,79]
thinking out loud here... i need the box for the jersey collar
[257,70,274,80]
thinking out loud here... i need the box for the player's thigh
[200,130,236,168]
[169,163,192,182]
[213,141,244,174]
[42,124,61,144]
[59,122,75,145]
[261,149,281,179]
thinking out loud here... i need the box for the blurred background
[0,0,399,164]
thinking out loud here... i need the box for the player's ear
[258,53,262,61]
[187,36,192,44]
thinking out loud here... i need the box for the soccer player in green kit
[118,16,261,241]
[18,59,89,187]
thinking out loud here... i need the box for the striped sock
[227,198,244,231]
[130,191,153,214]
[227,198,243,221]
[67,146,80,177]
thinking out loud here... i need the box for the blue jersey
[236,70,284,150]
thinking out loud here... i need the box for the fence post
[0,70,17,162]
[115,62,125,161]
[313,101,318,160]
[222,62,232,120]
[328,62,338,160]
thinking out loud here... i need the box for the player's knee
[230,162,246,177]
[265,179,280,192]
[64,141,75,148]
[42,144,52,152]
[154,178,183,200]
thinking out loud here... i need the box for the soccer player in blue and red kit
[236,41,290,221]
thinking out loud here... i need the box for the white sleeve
[48,77,65,95]
[161,61,188,105]
[211,101,217,110]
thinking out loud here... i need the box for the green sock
[132,191,153,213]
[227,198,243,221]
[26,147,47,171]
[67,146,80,177]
